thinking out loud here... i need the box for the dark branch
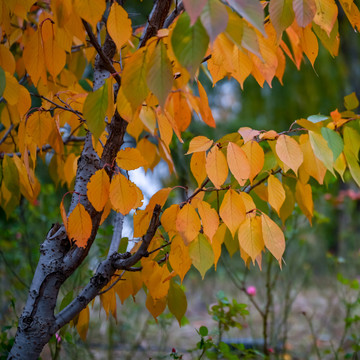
[0,124,14,146]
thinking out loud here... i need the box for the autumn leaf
[168,280,187,326]
[205,145,228,188]
[169,234,192,282]
[87,169,110,212]
[261,213,285,265]
[293,0,317,27]
[183,0,208,25]
[189,234,214,279]
[238,215,264,263]
[107,3,132,50]
[276,134,304,174]
[116,147,148,170]
[67,203,92,248]
[267,174,286,216]
[109,173,138,215]
[186,136,213,154]
[227,142,251,186]
[146,294,167,320]
[76,306,89,341]
[197,201,219,242]
[142,260,170,300]
[190,151,207,187]
[83,81,108,140]
[197,80,216,127]
[171,12,209,78]
[242,140,264,182]
[219,189,246,237]
[176,203,201,245]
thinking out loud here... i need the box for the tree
[1,0,360,358]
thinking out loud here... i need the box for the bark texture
[8,1,172,359]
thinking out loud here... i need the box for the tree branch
[139,0,172,48]
[108,212,124,257]
[164,1,184,28]
[0,124,14,146]
[82,20,121,85]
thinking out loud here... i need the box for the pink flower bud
[55,333,61,343]
[246,286,257,296]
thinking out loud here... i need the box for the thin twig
[0,124,14,145]
[98,270,125,295]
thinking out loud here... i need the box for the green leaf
[344,92,359,110]
[344,145,360,187]
[119,237,128,254]
[146,41,173,108]
[321,127,344,161]
[343,125,360,158]
[269,0,295,36]
[167,280,187,326]
[199,326,208,336]
[122,47,149,110]
[189,233,214,279]
[200,0,229,43]
[60,290,74,311]
[227,0,265,35]
[83,81,108,139]
[171,13,209,78]
[307,114,329,123]
[0,67,6,98]
[309,131,335,175]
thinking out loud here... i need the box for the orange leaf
[219,189,246,237]
[186,136,213,154]
[205,145,228,188]
[197,201,219,242]
[76,306,89,341]
[197,80,216,127]
[87,169,110,212]
[67,203,92,248]
[60,199,68,232]
[26,112,53,148]
[227,142,251,186]
[142,259,170,299]
[267,174,286,216]
[116,147,148,170]
[238,127,261,143]
[241,140,264,182]
[275,134,303,174]
[73,0,105,28]
[261,213,285,265]
[238,215,264,263]
[176,203,201,245]
[295,180,313,224]
[190,151,207,187]
[146,293,167,321]
[169,234,192,282]
[161,204,180,235]
[109,173,138,215]
[107,3,132,50]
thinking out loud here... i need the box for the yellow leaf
[205,145,228,188]
[275,134,303,174]
[26,111,53,148]
[76,306,89,341]
[146,293,167,321]
[122,47,149,110]
[197,201,219,242]
[161,204,180,235]
[73,0,105,28]
[219,189,246,237]
[142,259,170,299]
[238,215,264,263]
[0,45,15,74]
[279,184,295,224]
[87,169,110,212]
[100,200,112,225]
[295,180,313,224]
[267,174,285,216]
[23,28,47,85]
[301,25,318,67]
[169,234,192,282]
[107,3,132,50]
[241,140,265,182]
[109,173,138,215]
[3,72,20,105]
[100,285,116,319]
[116,87,133,122]
[137,137,159,171]
[139,106,156,135]
[176,203,201,245]
[309,131,335,175]
[211,223,225,270]
[67,203,92,248]
[197,80,216,127]
[42,23,66,79]
[299,134,327,184]
[338,0,360,32]
[157,110,173,149]
[116,147,148,170]
[227,142,251,186]
[239,192,256,212]
[63,153,78,188]
[261,213,285,265]
[259,130,279,140]
[114,271,142,304]
[190,151,207,187]
[186,136,213,154]
[313,0,338,36]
